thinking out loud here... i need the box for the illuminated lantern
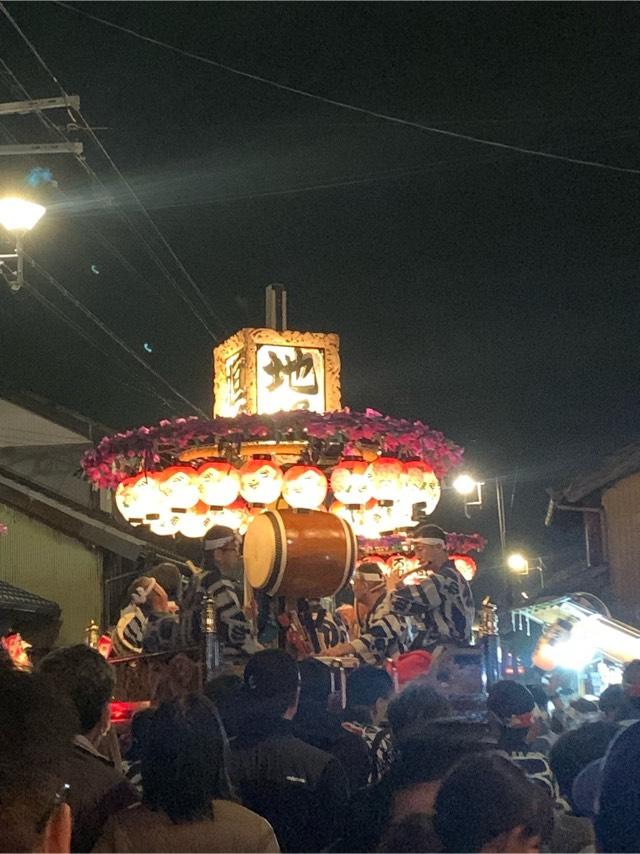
[282,465,328,509]
[330,458,373,507]
[451,553,477,582]
[239,455,283,505]
[197,460,240,507]
[148,512,182,537]
[403,460,441,515]
[115,473,162,524]
[211,498,250,532]
[370,456,404,504]
[178,501,215,538]
[360,499,390,539]
[158,466,199,511]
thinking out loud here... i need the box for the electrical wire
[24,254,208,417]
[51,0,640,178]
[21,278,181,412]
[0,4,227,342]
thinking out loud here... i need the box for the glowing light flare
[239,456,283,505]
[281,464,328,509]
[197,460,241,507]
[507,552,529,573]
[453,474,477,496]
[0,196,46,232]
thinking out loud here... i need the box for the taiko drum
[243,509,357,599]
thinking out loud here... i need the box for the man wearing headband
[322,560,409,664]
[181,525,259,655]
[391,523,475,652]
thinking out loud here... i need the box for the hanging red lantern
[451,553,477,582]
[282,464,328,509]
[196,460,240,508]
[370,456,404,504]
[239,455,283,505]
[178,501,216,538]
[211,497,250,532]
[115,472,163,524]
[403,460,441,515]
[330,458,373,507]
[158,465,200,511]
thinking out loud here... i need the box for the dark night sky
[1,2,639,594]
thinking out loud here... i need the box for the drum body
[244,509,357,599]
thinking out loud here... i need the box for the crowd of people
[2,637,640,853]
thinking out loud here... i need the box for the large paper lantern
[197,460,240,508]
[178,501,216,538]
[158,466,199,511]
[330,458,373,507]
[403,460,441,515]
[211,498,250,532]
[239,455,283,505]
[451,553,477,582]
[282,465,328,509]
[115,473,162,524]
[370,456,404,503]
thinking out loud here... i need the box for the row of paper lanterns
[114,455,441,539]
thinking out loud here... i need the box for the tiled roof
[0,579,60,616]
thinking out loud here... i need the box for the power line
[24,255,208,417]
[22,279,181,412]
[51,0,640,178]
[0,3,227,342]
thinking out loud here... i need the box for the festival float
[81,287,491,694]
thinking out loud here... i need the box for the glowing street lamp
[453,474,477,496]
[0,196,47,292]
[507,552,529,573]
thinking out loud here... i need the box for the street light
[0,196,46,292]
[452,473,485,519]
[507,552,529,573]
[453,474,477,496]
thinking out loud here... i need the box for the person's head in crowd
[378,813,443,852]
[149,562,183,609]
[549,720,618,803]
[142,694,235,823]
[352,561,387,610]
[124,575,172,615]
[0,670,76,853]
[434,753,553,853]
[243,648,301,719]
[527,684,549,714]
[345,664,394,726]
[125,707,155,763]
[152,653,199,705]
[487,680,535,751]
[38,644,114,742]
[202,526,241,579]
[599,684,625,721]
[615,659,640,721]
[596,719,640,852]
[389,734,487,822]
[408,524,450,572]
[297,657,334,708]
[203,672,244,736]
[389,650,434,688]
[387,679,452,739]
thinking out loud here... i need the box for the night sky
[1,2,639,595]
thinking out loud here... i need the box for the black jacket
[229,716,349,852]
[293,702,371,794]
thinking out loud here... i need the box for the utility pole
[0,95,83,291]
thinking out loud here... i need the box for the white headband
[204,535,235,551]
[131,577,155,605]
[408,537,446,546]
[355,566,385,583]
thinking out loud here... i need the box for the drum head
[243,511,280,590]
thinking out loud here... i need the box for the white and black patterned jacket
[391,560,475,650]
[350,593,410,665]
